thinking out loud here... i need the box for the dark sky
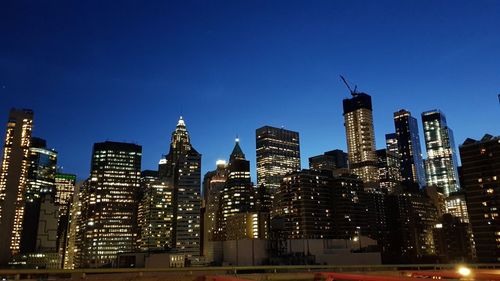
[1,0,499,181]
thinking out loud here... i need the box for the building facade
[79,141,142,267]
[0,109,34,264]
[460,134,500,262]
[394,110,426,188]
[342,93,379,189]
[256,126,300,193]
[422,110,460,196]
[376,149,401,193]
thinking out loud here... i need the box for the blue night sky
[1,1,499,181]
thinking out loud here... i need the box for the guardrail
[0,264,499,280]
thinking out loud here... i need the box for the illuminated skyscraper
[422,110,460,196]
[137,170,173,251]
[342,93,379,189]
[220,139,255,240]
[394,110,426,188]
[0,109,33,265]
[158,117,201,254]
[376,149,401,193]
[256,126,300,193]
[55,173,76,215]
[79,141,141,267]
[309,149,348,175]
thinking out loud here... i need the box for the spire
[230,138,245,161]
[177,116,185,127]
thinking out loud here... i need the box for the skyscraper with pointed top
[220,138,255,240]
[158,117,201,255]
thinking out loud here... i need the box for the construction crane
[340,75,358,96]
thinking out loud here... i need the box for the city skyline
[1,1,500,181]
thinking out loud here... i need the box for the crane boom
[340,75,355,96]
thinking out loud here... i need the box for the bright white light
[457,266,471,277]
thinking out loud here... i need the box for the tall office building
[422,110,460,196]
[158,117,201,254]
[79,141,141,267]
[201,160,227,246]
[342,93,379,188]
[137,170,173,251]
[63,181,82,269]
[0,109,34,264]
[256,126,300,193]
[394,110,426,188]
[460,134,500,262]
[54,173,76,263]
[219,139,255,240]
[20,137,58,256]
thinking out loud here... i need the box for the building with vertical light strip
[0,109,34,265]
[256,126,300,194]
[394,109,426,188]
[422,110,460,196]
[158,117,201,255]
[79,141,142,267]
[342,93,379,189]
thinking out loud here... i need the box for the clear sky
[1,0,499,181]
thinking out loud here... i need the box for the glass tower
[394,109,426,188]
[256,126,300,193]
[422,110,460,196]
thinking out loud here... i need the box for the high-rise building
[63,181,82,269]
[445,192,470,223]
[79,141,142,267]
[277,170,334,239]
[385,192,438,263]
[342,93,379,188]
[158,117,201,254]
[376,149,401,193]
[137,170,173,252]
[256,126,300,193]
[201,160,227,249]
[394,110,426,188]
[460,134,500,262]
[422,110,460,196]
[433,214,475,263]
[54,173,76,264]
[0,109,34,264]
[20,137,58,259]
[220,139,255,240]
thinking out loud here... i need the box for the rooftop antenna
[340,75,358,96]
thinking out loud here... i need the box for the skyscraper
[0,109,34,264]
[20,137,58,257]
[219,139,255,240]
[309,149,348,174]
[422,110,460,196]
[79,141,142,267]
[460,134,500,262]
[158,117,201,254]
[256,126,300,193]
[385,133,399,157]
[342,93,379,188]
[393,110,426,188]
[137,170,173,252]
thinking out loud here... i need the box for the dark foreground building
[460,134,500,262]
